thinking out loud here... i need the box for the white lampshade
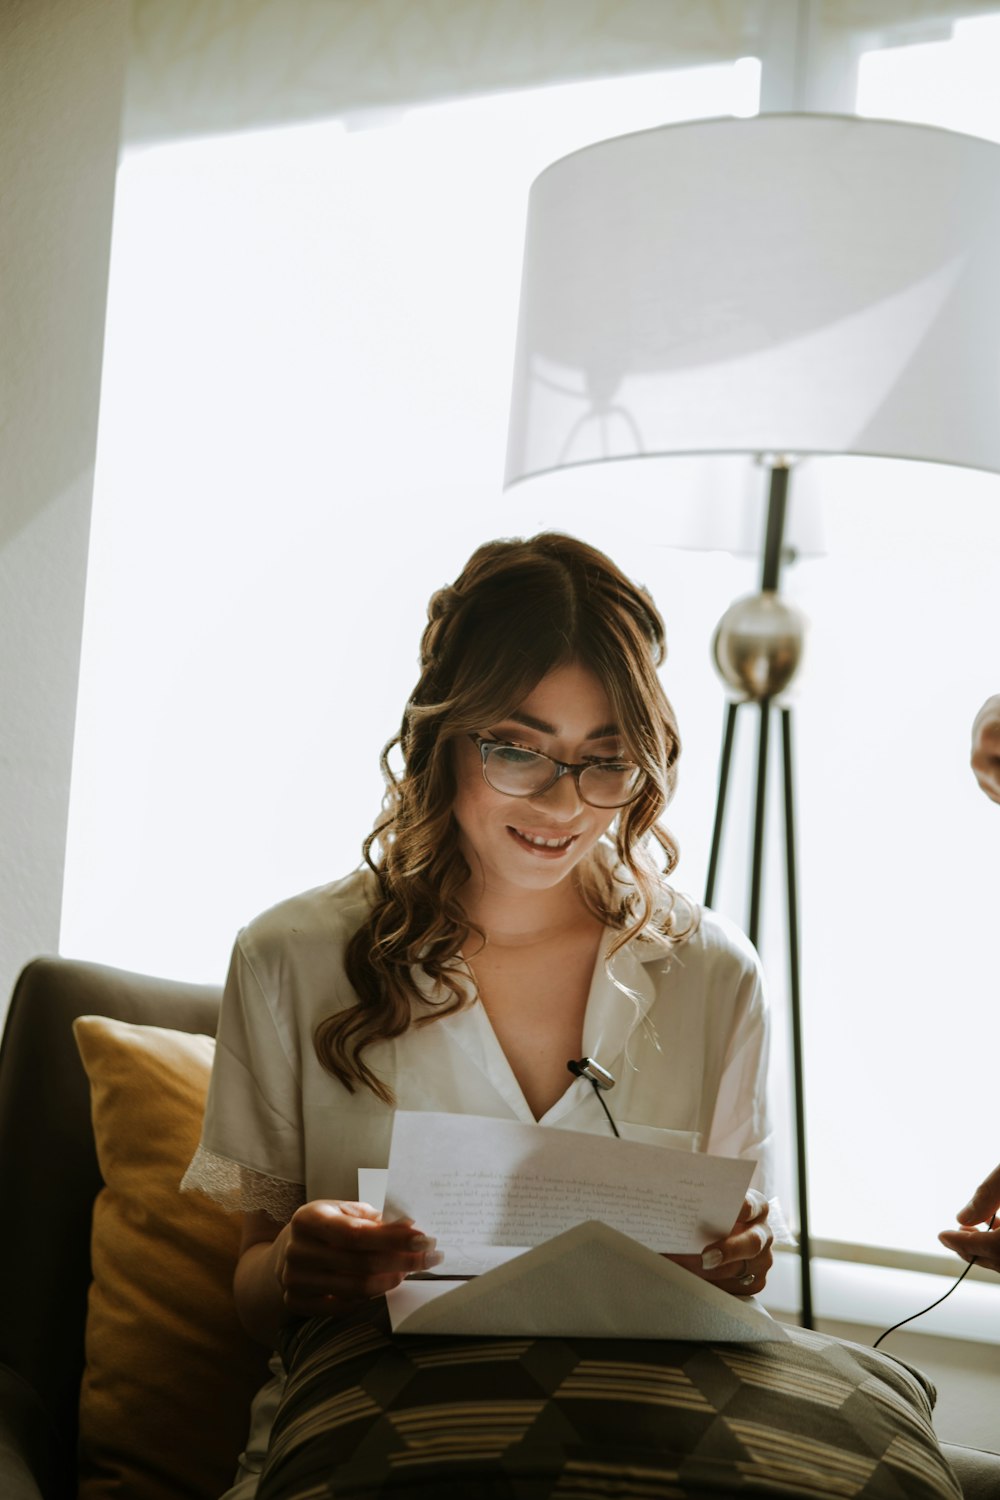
[505,114,1000,521]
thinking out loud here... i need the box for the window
[774,12,1000,1264]
[63,59,759,979]
[63,20,1000,1315]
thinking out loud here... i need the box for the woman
[183,532,778,1494]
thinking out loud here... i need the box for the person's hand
[971,695,1000,804]
[938,1164,1000,1275]
[275,1200,442,1318]
[666,1190,773,1297]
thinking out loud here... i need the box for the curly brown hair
[316,532,694,1101]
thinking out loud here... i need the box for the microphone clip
[567,1056,616,1091]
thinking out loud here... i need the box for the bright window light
[858,12,1000,141]
[772,16,1000,1262]
[62,59,758,983]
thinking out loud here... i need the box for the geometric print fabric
[257,1301,962,1499]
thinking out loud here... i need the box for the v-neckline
[446,930,646,1125]
[414,929,660,1123]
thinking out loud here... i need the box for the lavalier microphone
[567,1056,616,1090]
[567,1056,619,1137]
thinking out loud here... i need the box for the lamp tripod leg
[782,705,813,1328]
[705,700,739,908]
[748,700,770,948]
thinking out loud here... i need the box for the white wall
[0,0,130,1016]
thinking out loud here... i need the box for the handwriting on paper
[383,1111,754,1255]
[424,1166,702,1244]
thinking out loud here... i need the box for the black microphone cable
[872,1211,997,1349]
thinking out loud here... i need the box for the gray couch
[1,955,998,1499]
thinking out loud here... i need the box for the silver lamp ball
[712,591,806,702]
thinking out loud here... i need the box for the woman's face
[451,660,625,901]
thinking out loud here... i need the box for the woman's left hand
[666,1190,773,1297]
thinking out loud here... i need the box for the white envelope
[387,1219,788,1342]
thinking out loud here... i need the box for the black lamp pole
[704,461,813,1330]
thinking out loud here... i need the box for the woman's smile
[507,825,580,855]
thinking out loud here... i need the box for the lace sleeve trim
[180,1143,306,1223]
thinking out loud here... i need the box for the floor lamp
[503,113,1000,1328]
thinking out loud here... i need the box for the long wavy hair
[316,533,693,1101]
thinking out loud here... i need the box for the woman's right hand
[274,1200,442,1319]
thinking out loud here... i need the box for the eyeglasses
[470,735,645,809]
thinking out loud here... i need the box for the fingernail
[423,1250,445,1269]
[702,1249,724,1270]
[410,1234,436,1252]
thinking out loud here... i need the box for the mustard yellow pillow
[73,1015,270,1500]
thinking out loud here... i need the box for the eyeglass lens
[482,742,642,808]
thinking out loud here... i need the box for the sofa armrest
[0,1363,62,1500]
[941,1441,1000,1500]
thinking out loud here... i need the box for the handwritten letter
[383,1112,754,1267]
